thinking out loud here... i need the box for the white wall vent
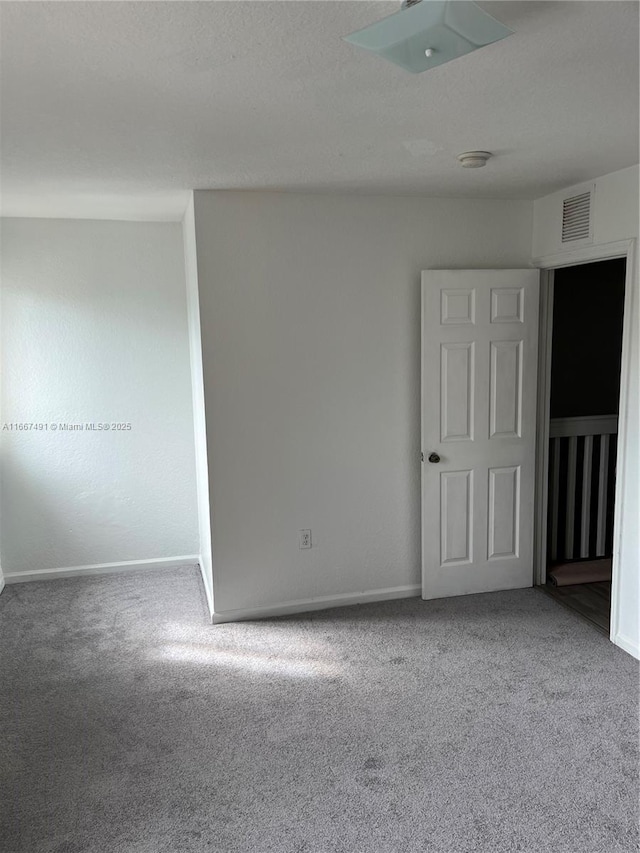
[561,190,592,243]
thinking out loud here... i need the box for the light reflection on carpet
[156,642,343,678]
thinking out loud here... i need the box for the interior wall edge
[198,555,214,621]
[182,193,215,617]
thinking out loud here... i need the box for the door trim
[533,269,554,586]
[533,239,636,649]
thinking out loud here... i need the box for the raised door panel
[441,342,474,442]
[488,466,520,559]
[491,287,524,323]
[441,289,475,325]
[490,340,523,438]
[441,470,473,566]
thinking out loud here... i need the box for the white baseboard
[612,632,640,660]
[0,574,5,596]
[3,555,199,584]
[212,583,421,624]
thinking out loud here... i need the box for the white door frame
[533,239,636,647]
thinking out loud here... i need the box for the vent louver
[562,191,591,243]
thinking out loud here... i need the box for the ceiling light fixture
[457,151,492,168]
[343,0,513,74]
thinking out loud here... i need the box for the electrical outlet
[299,529,312,549]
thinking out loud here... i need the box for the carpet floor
[0,567,638,853]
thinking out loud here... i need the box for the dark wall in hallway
[550,258,626,419]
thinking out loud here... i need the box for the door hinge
[421,452,424,462]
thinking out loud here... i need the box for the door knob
[428,452,441,463]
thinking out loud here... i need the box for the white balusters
[580,434,593,558]
[596,434,610,557]
[565,436,578,559]
[548,417,616,563]
[550,438,560,562]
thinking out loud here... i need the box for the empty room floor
[0,568,637,853]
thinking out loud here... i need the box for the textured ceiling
[1,1,638,218]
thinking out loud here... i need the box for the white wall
[533,165,640,659]
[0,260,4,593]
[0,218,199,578]
[532,166,639,258]
[193,191,533,619]
[183,197,214,616]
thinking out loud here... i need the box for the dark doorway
[544,258,626,634]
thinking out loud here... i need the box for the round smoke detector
[457,151,492,168]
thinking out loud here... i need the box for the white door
[421,270,540,599]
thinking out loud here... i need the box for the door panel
[488,465,520,559]
[491,287,524,323]
[422,270,539,599]
[441,470,473,565]
[441,342,475,441]
[490,340,522,438]
[441,288,475,324]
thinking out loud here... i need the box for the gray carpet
[0,567,638,853]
